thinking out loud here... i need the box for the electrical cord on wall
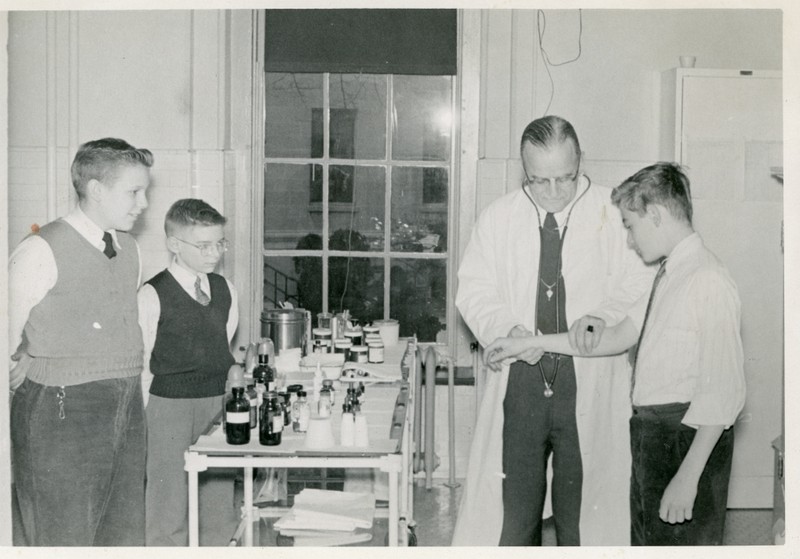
[537,9,583,116]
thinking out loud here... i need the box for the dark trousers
[499,358,582,546]
[630,402,734,546]
[11,377,146,546]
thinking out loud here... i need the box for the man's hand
[659,472,698,524]
[484,326,544,371]
[568,315,606,355]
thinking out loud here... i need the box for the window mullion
[322,72,330,313]
[384,74,393,321]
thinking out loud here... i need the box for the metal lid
[261,308,307,322]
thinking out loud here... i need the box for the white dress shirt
[137,259,239,405]
[630,232,746,428]
[8,207,141,389]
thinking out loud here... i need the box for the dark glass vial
[225,386,251,445]
[259,391,283,446]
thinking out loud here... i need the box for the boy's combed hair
[165,198,227,235]
[611,161,693,224]
[71,138,154,199]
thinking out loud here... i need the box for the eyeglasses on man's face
[173,237,230,256]
[522,169,581,190]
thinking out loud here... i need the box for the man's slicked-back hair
[520,115,581,158]
[611,161,693,224]
[165,198,227,236]
[70,138,153,199]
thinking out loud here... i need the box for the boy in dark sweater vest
[138,198,238,546]
[9,138,152,545]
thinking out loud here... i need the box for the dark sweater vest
[24,220,143,386]
[147,270,235,398]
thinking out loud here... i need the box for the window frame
[249,10,480,362]
[262,73,454,332]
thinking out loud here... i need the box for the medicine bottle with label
[225,386,250,445]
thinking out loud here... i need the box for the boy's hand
[568,315,605,355]
[659,472,698,524]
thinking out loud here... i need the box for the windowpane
[265,163,321,250]
[391,167,448,253]
[392,75,452,162]
[390,258,446,342]
[329,257,384,323]
[263,256,304,310]
[266,73,323,158]
[330,74,387,160]
[329,166,386,252]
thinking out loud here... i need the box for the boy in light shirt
[9,137,152,545]
[485,162,745,545]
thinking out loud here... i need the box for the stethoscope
[521,174,592,397]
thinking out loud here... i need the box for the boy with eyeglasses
[138,198,238,546]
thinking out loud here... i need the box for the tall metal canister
[261,308,309,356]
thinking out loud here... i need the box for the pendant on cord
[543,383,554,398]
[540,278,557,302]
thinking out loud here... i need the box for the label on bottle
[273,415,283,433]
[318,398,332,418]
[226,411,249,424]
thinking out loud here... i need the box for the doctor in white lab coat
[452,116,653,546]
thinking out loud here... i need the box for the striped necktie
[195,276,211,306]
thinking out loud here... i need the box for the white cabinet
[660,68,783,508]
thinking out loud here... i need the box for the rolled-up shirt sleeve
[682,269,746,428]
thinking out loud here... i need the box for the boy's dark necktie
[630,259,667,399]
[102,231,117,259]
[194,276,211,306]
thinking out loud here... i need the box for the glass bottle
[342,387,356,414]
[254,339,277,392]
[322,379,335,405]
[222,364,245,428]
[255,378,267,411]
[318,388,332,418]
[225,386,250,445]
[259,391,283,446]
[246,383,258,430]
[280,391,292,426]
[292,390,310,433]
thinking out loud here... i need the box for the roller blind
[264,9,457,75]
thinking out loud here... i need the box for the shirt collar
[64,205,119,250]
[664,232,702,273]
[169,258,208,291]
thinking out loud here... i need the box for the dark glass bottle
[279,391,291,426]
[259,391,283,446]
[254,355,276,393]
[225,386,250,445]
[246,383,258,430]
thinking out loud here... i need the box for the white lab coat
[452,177,654,546]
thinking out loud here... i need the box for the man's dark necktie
[536,212,567,387]
[102,231,116,259]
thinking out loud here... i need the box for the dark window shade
[265,9,457,75]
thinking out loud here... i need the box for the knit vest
[23,220,144,386]
[147,270,234,398]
